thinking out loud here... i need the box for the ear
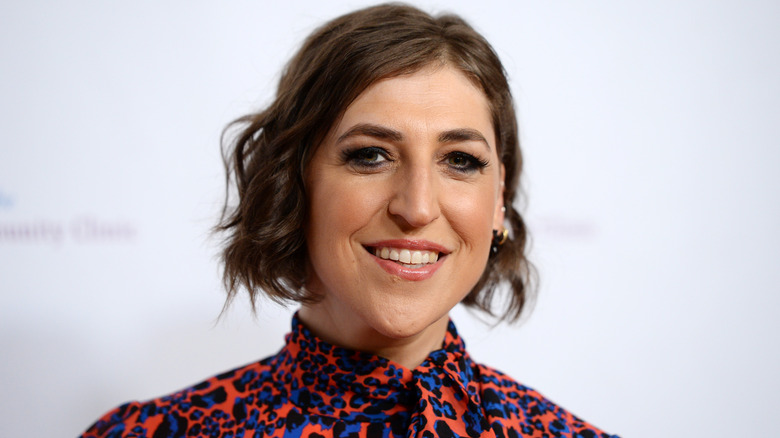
[493,163,506,230]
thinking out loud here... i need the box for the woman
[83,4,618,438]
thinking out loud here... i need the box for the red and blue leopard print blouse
[82,315,618,438]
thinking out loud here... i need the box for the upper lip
[363,239,451,254]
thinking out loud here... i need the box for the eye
[443,151,489,174]
[342,146,391,169]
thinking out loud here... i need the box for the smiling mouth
[366,246,442,268]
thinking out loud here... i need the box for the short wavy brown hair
[217,3,535,321]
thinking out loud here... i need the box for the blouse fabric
[82,315,618,438]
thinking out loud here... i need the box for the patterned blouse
[82,315,618,438]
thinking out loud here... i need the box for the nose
[387,164,441,228]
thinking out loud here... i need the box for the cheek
[306,175,387,264]
[309,177,384,232]
[443,182,497,249]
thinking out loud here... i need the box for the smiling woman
[301,66,504,367]
[81,3,619,438]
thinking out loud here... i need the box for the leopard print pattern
[82,315,618,438]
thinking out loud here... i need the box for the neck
[297,305,450,369]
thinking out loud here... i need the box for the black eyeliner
[445,151,489,173]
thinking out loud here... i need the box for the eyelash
[444,151,489,174]
[342,146,389,169]
[341,147,489,174]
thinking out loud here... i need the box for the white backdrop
[1,1,778,436]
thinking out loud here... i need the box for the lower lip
[370,253,444,281]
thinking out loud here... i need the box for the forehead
[330,65,495,145]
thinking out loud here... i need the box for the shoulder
[80,357,278,438]
[474,363,620,438]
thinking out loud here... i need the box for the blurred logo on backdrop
[0,190,13,209]
[531,216,599,239]
[0,189,137,246]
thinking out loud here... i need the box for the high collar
[269,313,481,425]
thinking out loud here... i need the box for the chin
[367,304,449,340]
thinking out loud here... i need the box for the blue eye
[342,147,390,168]
[444,151,489,173]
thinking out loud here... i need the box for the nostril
[387,180,441,228]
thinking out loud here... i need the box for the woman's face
[302,65,505,348]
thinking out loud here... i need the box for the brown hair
[217,3,535,321]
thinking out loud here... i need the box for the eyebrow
[337,123,491,151]
[337,124,403,143]
[438,128,490,151]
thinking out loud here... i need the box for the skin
[300,64,505,369]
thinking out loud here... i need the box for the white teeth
[373,247,440,265]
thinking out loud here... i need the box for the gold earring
[491,228,509,254]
